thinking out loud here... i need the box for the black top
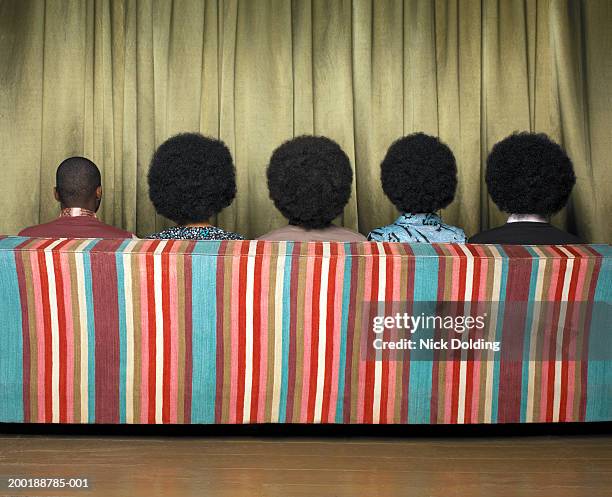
[469,222,583,245]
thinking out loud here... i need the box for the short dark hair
[55,157,101,207]
[267,135,353,229]
[485,132,576,216]
[380,133,457,214]
[147,133,237,224]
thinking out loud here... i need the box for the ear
[96,186,102,200]
[53,187,60,202]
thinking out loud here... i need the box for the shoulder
[18,219,60,237]
[367,224,396,241]
[210,227,244,240]
[444,224,467,243]
[258,226,294,241]
[468,227,503,243]
[96,221,134,238]
[332,226,367,241]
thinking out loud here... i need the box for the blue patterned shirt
[367,213,466,243]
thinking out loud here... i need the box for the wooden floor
[1,432,612,497]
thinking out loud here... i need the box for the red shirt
[19,216,134,239]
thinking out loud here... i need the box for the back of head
[485,132,576,216]
[267,135,353,229]
[55,157,101,207]
[381,133,457,214]
[147,133,237,224]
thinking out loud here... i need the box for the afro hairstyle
[485,132,576,216]
[266,135,353,229]
[147,133,237,224]
[380,133,458,214]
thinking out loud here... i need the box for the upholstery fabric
[0,237,610,424]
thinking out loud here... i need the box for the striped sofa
[0,236,610,425]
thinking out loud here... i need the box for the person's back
[19,157,133,239]
[367,133,466,243]
[469,133,583,245]
[469,217,582,245]
[258,136,366,242]
[145,133,244,241]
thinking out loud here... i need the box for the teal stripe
[81,239,99,422]
[0,238,25,422]
[279,242,294,422]
[586,255,612,421]
[490,248,510,423]
[115,240,131,423]
[190,241,221,423]
[409,244,439,423]
[335,243,352,422]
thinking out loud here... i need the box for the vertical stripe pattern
[0,238,610,424]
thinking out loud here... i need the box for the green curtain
[1,0,610,242]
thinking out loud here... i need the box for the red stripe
[161,240,174,423]
[183,241,196,423]
[145,240,160,423]
[450,245,467,424]
[214,242,228,423]
[36,239,56,422]
[363,244,379,424]
[90,239,124,423]
[235,241,250,423]
[307,242,323,422]
[250,242,264,422]
[380,244,395,423]
[497,245,532,423]
[321,243,338,422]
[465,244,483,422]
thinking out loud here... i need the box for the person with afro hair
[146,133,243,240]
[258,135,366,241]
[367,133,467,243]
[469,132,582,244]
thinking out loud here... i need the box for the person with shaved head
[19,157,133,238]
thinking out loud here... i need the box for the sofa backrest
[0,236,610,425]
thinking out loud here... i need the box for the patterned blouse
[367,213,467,243]
[146,226,244,240]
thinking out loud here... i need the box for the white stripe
[372,243,385,424]
[44,239,64,422]
[123,239,138,423]
[526,247,546,422]
[456,244,475,424]
[271,242,286,422]
[154,240,167,423]
[75,240,91,423]
[553,255,574,422]
[313,243,330,422]
[242,241,257,422]
[484,246,503,423]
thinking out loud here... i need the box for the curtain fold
[1,0,610,242]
